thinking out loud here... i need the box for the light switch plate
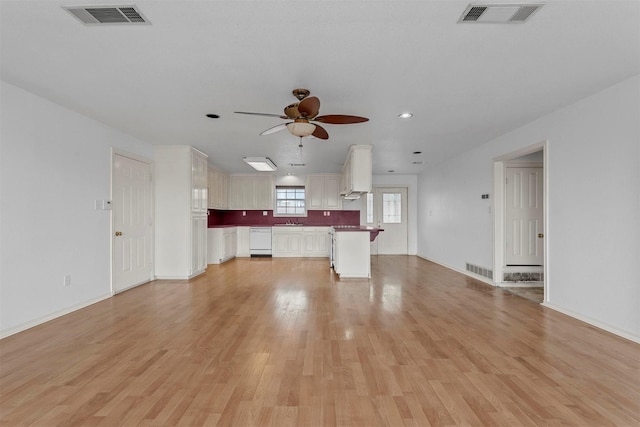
[94,200,112,210]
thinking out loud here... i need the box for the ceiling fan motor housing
[292,88,310,100]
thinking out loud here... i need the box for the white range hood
[341,144,372,199]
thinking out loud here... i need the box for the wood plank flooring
[1,256,639,426]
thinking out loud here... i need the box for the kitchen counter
[209,223,361,228]
[333,225,384,242]
[331,225,384,278]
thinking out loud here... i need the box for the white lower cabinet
[236,226,251,257]
[333,231,371,278]
[207,227,237,264]
[224,230,237,260]
[272,227,330,257]
[191,214,208,275]
[302,227,330,257]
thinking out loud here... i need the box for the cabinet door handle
[538,233,544,238]
[115,231,123,236]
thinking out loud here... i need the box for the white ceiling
[2,0,639,175]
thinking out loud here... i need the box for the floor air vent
[459,3,543,23]
[466,263,493,280]
[63,5,149,25]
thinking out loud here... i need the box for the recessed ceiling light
[398,112,413,119]
[388,170,395,173]
[206,114,219,119]
[412,151,422,155]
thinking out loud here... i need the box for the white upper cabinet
[324,175,342,209]
[254,176,274,210]
[207,165,229,210]
[191,150,208,213]
[229,174,274,210]
[341,144,372,196]
[307,174,342,210]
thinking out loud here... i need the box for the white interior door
[505,166,543,266]
[113,153,153,293]
[373,187,408,255]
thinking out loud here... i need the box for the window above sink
[274,186,306,217]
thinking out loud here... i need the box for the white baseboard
[114,278,152,294]
[415,254,639,344]
[0,294,112,339]
[498,282,543,288]
[416,254,495,286]
[542,302,640,344]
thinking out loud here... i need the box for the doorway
[494,143,548,303]
[505,165,543,266]
[370,187,408,255]
[112,151,154,293]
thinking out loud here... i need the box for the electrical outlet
[63,275,71,287]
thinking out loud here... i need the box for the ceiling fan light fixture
[286,121,316,137]
[243,157,277,172]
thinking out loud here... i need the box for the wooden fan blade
[298,96,320,118]
[260,123,289,135]
[235,111,288,119]
[284,103,300,119]
[312,125,329,140]
[313,115,369,124]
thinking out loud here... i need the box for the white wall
[0,81,153,337]
[417,74,640,340]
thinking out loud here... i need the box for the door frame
[111,148,154,295]
[370,185,409,255]
[493,140,549,303]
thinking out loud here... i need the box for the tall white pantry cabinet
[154,146,208,279]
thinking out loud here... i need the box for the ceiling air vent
[459,3,543,23]
[63,5,149,25]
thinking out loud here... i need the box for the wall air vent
[63,5,149,25]
[466,262,493,280]
[459,3,543,23]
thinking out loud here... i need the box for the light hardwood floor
[1,256,639,426]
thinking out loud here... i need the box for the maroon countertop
[209,223,384,241]
[333,225,384,242]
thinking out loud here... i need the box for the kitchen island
[332,226,383,278]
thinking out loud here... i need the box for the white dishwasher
[250,227,272,257]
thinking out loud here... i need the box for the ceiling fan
[235,88,368,140]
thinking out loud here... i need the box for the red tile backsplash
[208,209,360,227]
